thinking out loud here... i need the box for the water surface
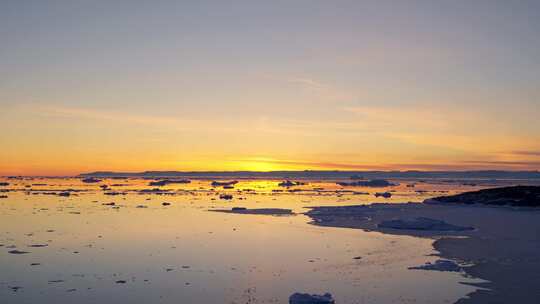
[1,177,519,303]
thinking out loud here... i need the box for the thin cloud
[37,105,196,129]
[343,105,453,130]
[461,160,540,167]
[287,77,326,90]
[235,157,540,171]
[34,104,353,137]
[286,77,353,102]
[233,158,390,170]
[510,151,540,157]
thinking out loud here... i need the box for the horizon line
[3,168,540,178]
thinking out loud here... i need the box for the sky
[1,0,540,175]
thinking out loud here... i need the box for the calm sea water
[1,177,526,303]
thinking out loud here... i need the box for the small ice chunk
[219,194,233,200]
[378,217,473,231]
[409,259,461,272]
[8,250,30,254]
[289,292,335,304]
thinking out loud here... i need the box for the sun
[240,161,279,172]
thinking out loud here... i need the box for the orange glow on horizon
[2,156,540,177]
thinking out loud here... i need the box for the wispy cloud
[286,77,326,90]
[33,104,352,137]
[510,151,540,157]
[286,76,353,102]
[397,160,540,170]
[343,104,456,130]
[233,157,540,171]
[37,105,196,129]
[232,157,390,170]
[461,160,540,167]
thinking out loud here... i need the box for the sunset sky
[1,1,540,175]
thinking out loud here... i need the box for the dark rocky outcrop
[427,186,540,207]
